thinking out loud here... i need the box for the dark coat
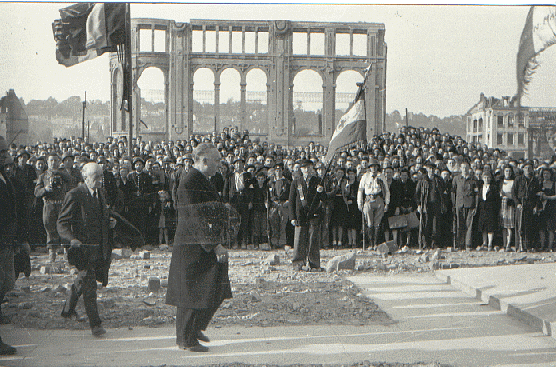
[452,175,479,209]
[289,175,325,224]
[0,172,17,247]
[166,168,233,309]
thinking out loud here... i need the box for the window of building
[478,118,483,132]
[507,132,514,146]
[497,115,504,128]
[473,120,477,132]
[518,132,525,145]
[497,133,503,145]
[507,115,514,128]
[518,114,524,128]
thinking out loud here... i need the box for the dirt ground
[4,245,554,367]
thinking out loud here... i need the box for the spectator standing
[268,163,291,248]
[452,161,479,251]
[513,161,541,252]
[477,170,500,251]
[358,159,389,250]
[34,153,72,263]
[289,159,325,271]
[537,168,556,251]
[0,136,18,355]
[500,165,517,252]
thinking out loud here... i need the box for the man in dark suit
[166,143,235,353]
[289,159,325,271]
[57,163,115,337]
[452,160,479,251]
[0,136,18,355]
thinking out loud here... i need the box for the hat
[183,153,194,162]
[233,156,245,164]
[315,162,325,170]
[96,155,107,163]
[16,149,30,159]
[368,158,380,167]
[298,159,314,168]
[132,157,144,166]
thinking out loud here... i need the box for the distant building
[0,89,29,146]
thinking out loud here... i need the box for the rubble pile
[4,245,555,331]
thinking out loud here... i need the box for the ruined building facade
[0,89,29,147]
[110,19,387,146]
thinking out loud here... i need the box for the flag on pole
[53,3,126,67]
[324,82,367,163]
[516,5,556,104]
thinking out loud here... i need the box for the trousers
[0,247,15,307]
[176,307,218,347]
[63,263,102,328]
[292,217,322,269]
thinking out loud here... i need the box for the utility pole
[405,108,409,127]
[82,91,86,140]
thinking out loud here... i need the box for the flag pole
[125,2,133,155]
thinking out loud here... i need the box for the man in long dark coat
[166,143,235,353]
[0,136,18,355]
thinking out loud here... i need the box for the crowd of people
[3,124,556,353]
[4,125,556,260]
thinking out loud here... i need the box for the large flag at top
[53,3,126,67]
[323,83,366,163]
[516,5,556,104]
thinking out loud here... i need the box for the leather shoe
[0,341,16,356]
[91,326,106,337]
[197,331,210,343]
[187,344,209,353]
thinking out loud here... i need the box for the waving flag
[53,3,126,67]
[516,6,556,104]
[324,81,367,163]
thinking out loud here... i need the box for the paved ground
[2,268,556,367]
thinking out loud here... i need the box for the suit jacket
[57,183,112,258]
[452,175,479,209]
[289,175,325,224]
[57,183,113,286]
[512,174,541,208]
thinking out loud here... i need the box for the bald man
[57,163,116,337]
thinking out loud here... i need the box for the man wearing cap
[358,158,390,249]
[62,152,82,190]
[0,136,19,355]
[14,149,37,246]
[128,157,153,241]
[289,159,325,271]
[35,153,72,263]
[269,163,291,248]
[513,160,541,252]
[224,157,250,248]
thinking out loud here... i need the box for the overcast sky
[1,2,554,118]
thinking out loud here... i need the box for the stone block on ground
[265,254,280,266]
[325,252,357,272]
[148,277,161,293]
[112,248,132,259]
[139,251,150,260]
[259,243,271,251]
[159,244,169,251]
[431,249,441,262]
[386,240,398,254]
[377,243,390,255]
